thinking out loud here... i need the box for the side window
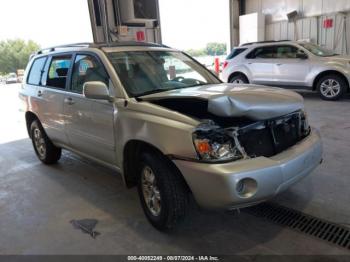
[276,45,299,58]
[46,56,72,89]
[247,46,276,59]
[226,48,247,60]
[27,57,47,85]
[71,54,109,94]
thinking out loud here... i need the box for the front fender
[307,63,350,87]
[115,100,199,169]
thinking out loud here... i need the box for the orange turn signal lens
[196,140,211,154]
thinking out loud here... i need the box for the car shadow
[0,138,318,254]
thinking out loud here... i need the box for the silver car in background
[20,42,322,230]
[222,41,350,101]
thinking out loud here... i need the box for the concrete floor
[0,84,349,255]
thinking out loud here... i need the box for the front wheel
[317,74,347,101]
[30,120,61,165]
[137,151,189,230]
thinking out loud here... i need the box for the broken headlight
[300,110,311,136]
[193,122,245,162]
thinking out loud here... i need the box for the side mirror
[296,53,308,60]
[83,81,111,101]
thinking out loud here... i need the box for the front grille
[238,111,310,158]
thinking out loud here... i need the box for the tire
[317,74,347,101]
[137,151,189,230]
[229,74,249,84]
[30,120,61,165]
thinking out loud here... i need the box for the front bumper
[173,129,322,209]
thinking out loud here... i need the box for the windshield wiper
[185,83,210,88]
[135,83,211,98]
[135,88,170,98]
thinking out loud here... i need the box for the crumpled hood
[140,83,304,120]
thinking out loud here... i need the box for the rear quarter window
[27,57,47,85]
[226,48,247,60]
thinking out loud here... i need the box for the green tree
[206,42,227,56]
[0,39,40,74]
[185,48,207,57]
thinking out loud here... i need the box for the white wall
[245,0,350,54]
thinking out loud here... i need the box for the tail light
[223,61,228,70]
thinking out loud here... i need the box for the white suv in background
[222,41,350,101]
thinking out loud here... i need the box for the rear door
[36,54,73,145]
[63,53,115,164]
[245,46,277,85]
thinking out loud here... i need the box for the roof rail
[35,41,168,55]
[94,41,168,48]
[36,43,93,54]
[240,40,291,46]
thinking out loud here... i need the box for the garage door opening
[159,0,231,72]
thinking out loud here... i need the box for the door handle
[64,97,75,105]
[276,63,283,66]
[37,90,43,97]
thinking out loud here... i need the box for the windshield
[298,42,337,57]
[107,51,220,97]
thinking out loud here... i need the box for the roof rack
[36,43,92,54]
[240,40,291,46]
[36,41,168,55]
[95,41,168,48]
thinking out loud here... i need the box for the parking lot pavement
[0,86,349,255]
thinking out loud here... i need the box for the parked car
[222,40,350,101]
[17,69,25,83]
[6,73,18,84]
[20,42,322,230]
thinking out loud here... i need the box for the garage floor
[0,84,349,255]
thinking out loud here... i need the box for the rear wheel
[137,151,188,230]
[317,74,347,101]
[30,120,61,164]
[229,74,249,84]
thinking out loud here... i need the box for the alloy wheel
[141,166,161,216]
[232,79,245,84]
[33,128,46,158]
[320,79,341,98]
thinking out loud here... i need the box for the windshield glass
[298,42,337,57]
[107,51,220,97]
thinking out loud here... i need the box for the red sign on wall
[323,19,333,29]
[136,31,146,42]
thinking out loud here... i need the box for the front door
[273,45,310,87]
[63,53,116,164]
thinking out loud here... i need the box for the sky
[0,0,230,50]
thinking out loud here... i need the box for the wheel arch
[25,111,40,138]
[122,139,190,192]
[312,70,349,92]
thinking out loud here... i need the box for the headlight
[193,123,245,162]
[300,110,311,136]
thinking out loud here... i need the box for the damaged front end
[193,111,311,163]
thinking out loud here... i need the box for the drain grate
[245,202,350,250]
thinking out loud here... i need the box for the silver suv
[222,41,350,101]
[20,42,322,230]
